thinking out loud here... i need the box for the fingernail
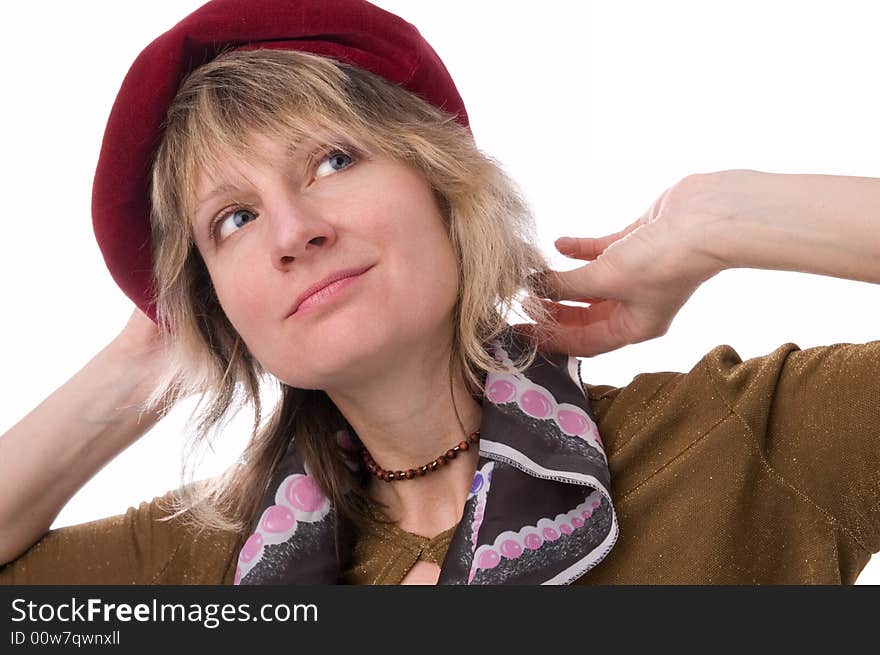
[555,237,575,250]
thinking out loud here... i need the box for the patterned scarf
[234,324,618,584]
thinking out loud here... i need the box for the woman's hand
[515,173,733,357]
[107,308,176,407]
[110,307,164,360]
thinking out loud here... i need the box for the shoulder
[586,339,880,552]
[585,339,880,438]
[0,487,242,585]
[133,486,243,585]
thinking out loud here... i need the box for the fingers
[528,264,611,304]
[518,298,626,357]
[527,268,583,302]
[554,237,603,261]
[554,217,646,262]
[530,218,646,303]
[552,321,630,358]
[522,296,588,325]
[511,312,627,358]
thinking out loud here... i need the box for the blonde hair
[145,48,557,536]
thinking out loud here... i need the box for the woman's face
[190,130,460,390]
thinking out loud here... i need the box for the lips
[287,265,373,317]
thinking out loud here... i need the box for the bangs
[160,49,390,237]
[177,110,380,235]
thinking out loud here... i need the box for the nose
[266,194,337,271]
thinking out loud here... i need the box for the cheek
[377,193,459,305]
[210,264,267,335]
[388,229,460,320]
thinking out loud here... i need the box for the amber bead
[360,434,479,483]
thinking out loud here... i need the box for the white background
[1,1,878,583]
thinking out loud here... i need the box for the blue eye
[315,151,354,178]
[211,207,257,242]
[207,149,357,242]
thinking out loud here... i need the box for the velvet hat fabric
[91,0,470,321]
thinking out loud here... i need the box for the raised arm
[686,171,880,284]
[517,170,880,357]
[0,309,172,565]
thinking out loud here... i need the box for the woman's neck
[327,355,484,537]
[363,404,482,538]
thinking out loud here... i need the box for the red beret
[91,0,470,322]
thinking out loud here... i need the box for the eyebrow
[194,183,245,212]
[192,137,322,213]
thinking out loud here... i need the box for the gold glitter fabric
[340,498,458,585]
[0,491,243,585]
[2,339,878,585]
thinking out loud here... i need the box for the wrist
[659,171,745,281]
[97,339,169,414]
[676,169,779,275]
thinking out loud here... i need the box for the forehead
[194,131,309,188]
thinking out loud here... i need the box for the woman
[1,0,878,585]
